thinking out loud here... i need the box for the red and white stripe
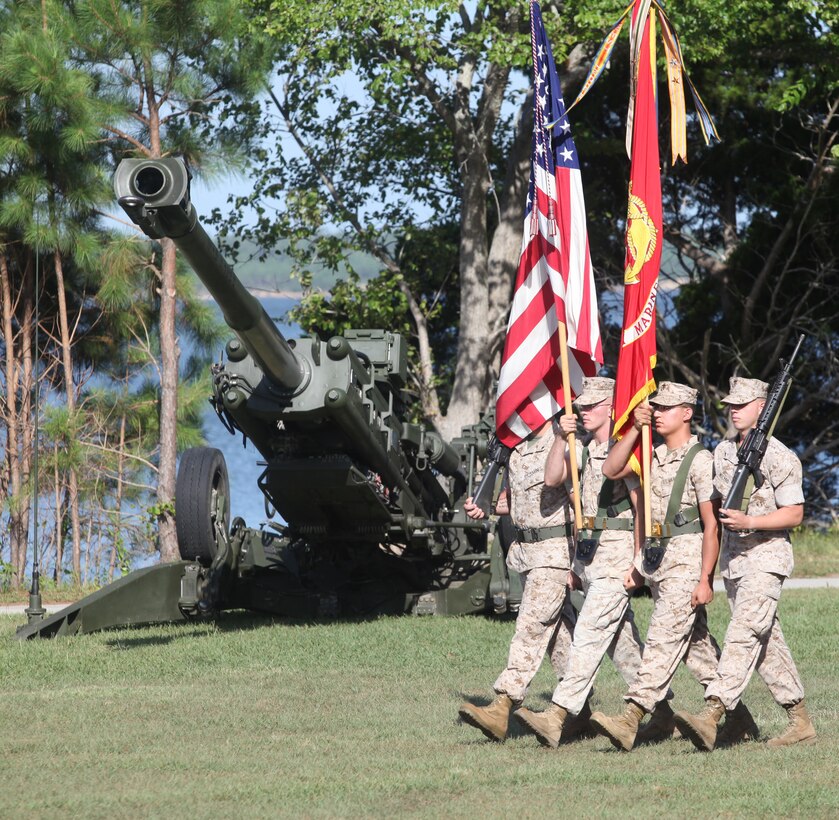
[496,153,603,445]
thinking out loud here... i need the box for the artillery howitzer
[18,158,519,639]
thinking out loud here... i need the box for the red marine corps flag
[496,1,603,448]
[564,0,719,475]
[612,0,662,475]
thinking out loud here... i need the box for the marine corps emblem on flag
[624,183,658,285]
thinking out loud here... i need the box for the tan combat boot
[674,696,725,752]
[459,694,516,742]
[767,700,817,748]
[635,700,679,745]
[715,701,760,747]
[589,701,646,751]
[514,703,568,749]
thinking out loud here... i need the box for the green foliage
[0,0,273,582]
[0,560,14,592]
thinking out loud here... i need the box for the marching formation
[458,374,816,753]
[458,0,815,755]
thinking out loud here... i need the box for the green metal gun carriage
[18,158,520,639]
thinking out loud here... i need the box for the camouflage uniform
[704,378,806,709]
[623,383,721,712]
[550,436,645,715]
[493,430,578,703]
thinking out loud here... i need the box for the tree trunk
[0,251,23,586]
[109,413,127,582]
[156,237,180,561]
[14,262,35,586]
[486,94,535,388]
[52,250,83,580]
[441,158,491,440]
[53,439,63,582]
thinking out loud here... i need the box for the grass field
[2,588,838,819]
[787,529,839,578]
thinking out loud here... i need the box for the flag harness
[642,442,705,572]
[576,447,633,564]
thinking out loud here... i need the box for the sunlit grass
[791,529,839,578]
[2,588,837,818]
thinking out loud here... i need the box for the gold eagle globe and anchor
[624,183,658,285]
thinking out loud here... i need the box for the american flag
[496,1,603,447]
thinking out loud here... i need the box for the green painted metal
[16,562,193,640]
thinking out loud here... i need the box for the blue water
[201,295,299,527]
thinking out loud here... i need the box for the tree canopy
[220,0,838,517]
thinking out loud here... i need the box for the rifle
[471,435,511,515]
[722,334,805,513]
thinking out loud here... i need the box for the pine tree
[0,0,109,584]
[69,0,272,560]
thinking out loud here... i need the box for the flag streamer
[612,1,662,476]
[567,0,720,164]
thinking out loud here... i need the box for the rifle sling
[653,443,706,545]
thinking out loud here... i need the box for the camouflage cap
[650,381,698,407]
[722,376,769,404]
[575,376,615,406]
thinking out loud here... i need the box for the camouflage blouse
[505,431,579,573]
[573,437,638,580]
[713,436,804,579]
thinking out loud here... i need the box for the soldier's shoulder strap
[664,442,706,527]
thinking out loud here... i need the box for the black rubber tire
[175,447,230,565]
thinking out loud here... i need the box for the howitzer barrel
[114,158,304,391]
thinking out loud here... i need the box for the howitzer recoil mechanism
[17,158,520,639]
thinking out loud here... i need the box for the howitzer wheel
[175,447,230,565]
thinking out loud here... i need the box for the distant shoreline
[195,288,324,301]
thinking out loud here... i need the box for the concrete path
[0,603,75,616]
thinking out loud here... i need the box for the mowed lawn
[2,589,838,819]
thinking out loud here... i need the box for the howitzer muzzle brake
[114,158,195,239]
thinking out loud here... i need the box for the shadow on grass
[100,607,423,649]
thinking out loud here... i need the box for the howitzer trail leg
[15,562,193,639]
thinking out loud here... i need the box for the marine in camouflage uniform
[675,377,816,751]
[589,382,723,751]
[513,377,646,748]
[458,420,578,742]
